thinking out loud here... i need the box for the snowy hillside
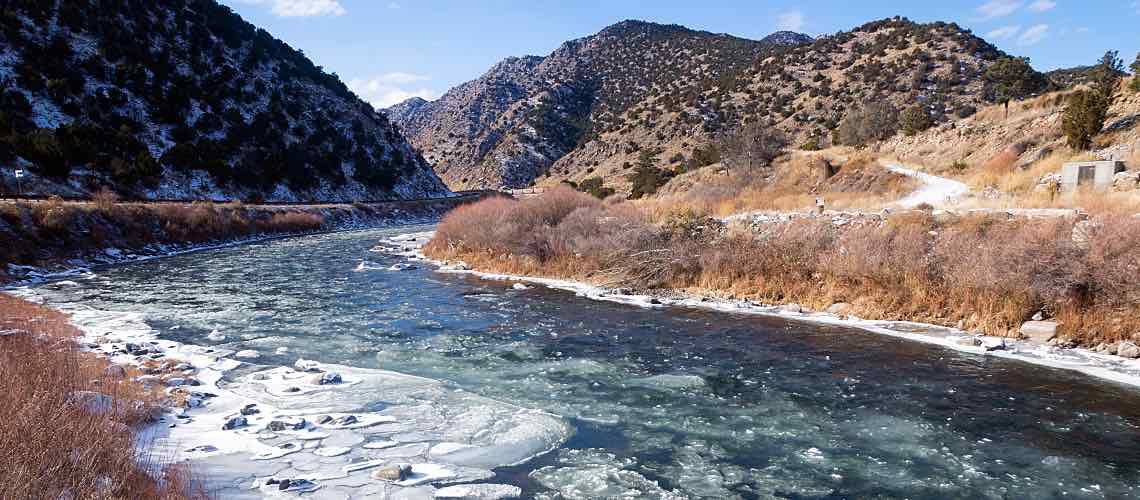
[0,0,449,201]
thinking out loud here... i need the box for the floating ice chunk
[313,446,352,457]
[631,374,706,390]
[388,262,418,271]
[316,413,396,430]
[511,283,529,290]
[362,439,400,450]
[252,441,304,461]
[258,477,321,494]
[275,347,289,355]
[393,463,491,487]
[801,447,825,462]
[434,483,522,499]
[235,349,260,359]
[355,260,387,271]
[206,329,226,342]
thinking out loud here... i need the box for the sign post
[14,169,24,198]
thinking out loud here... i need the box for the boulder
[312,372,343,385]
[371,464,413,481]
[267,418,307,431]
[240,403,260,416]
[294,358,323,373]
[1118,342,1140,359]
[222,416,248,430]
[1019,321,1059,342]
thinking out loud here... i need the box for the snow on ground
[882,160,970,208]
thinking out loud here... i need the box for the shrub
[899,104,934,136]
[0,295,204,499]
[1062,90,1109,150]
[578,177,615,199]
[627,165,671,200]
[838,102,898,147]
[91,187,119,213]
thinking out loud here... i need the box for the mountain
[0,0,449,201]
[761,31,814,46]
[386,20,802,190]
[389,18,1024,193]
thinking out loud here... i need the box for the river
[20,226,1140,499]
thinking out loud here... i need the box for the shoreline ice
[382,231,1140,391]
[7,256,572,498]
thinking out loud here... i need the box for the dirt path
[880,160,969,208]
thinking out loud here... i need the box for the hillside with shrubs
[390,17,1040,196]
[0,0,449,202]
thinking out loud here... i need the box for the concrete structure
[1060,161,1126,192]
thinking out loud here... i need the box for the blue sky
[225,0,1140,108]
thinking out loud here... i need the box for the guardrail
[0,190,494,206]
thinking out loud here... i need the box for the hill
[0,0,449,201]
[389,17,1030,194]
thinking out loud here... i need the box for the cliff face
[391,18,1027,195]
[0,0,449,201]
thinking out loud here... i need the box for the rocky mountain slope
[386,20,805,190]
[0,0,449,201]
[389,18,1026,194]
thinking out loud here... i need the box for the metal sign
[13,169,23,178]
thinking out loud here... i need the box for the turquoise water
[28,227,1140,499]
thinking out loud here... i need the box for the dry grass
[0,294,206,499]
[427,190,1140,345]
[646,154,917,217]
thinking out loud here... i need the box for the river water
[23,226,1140,499]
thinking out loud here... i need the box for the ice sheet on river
[6,286,571,499]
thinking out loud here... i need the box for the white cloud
[239,0,346,17]
[1027,0,1057,12]
[348,73,438,109]
[986,25,1021,39]
[1018,24,1050,45]
[975,0,1024,20]
[776,11,805,32]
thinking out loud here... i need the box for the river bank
[1,193,488,284]
[419,188,1140,385]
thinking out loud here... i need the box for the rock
[648,298,662,305]
[206,330,226,342]
[1031,311,1044,321]
[333,415,358,426]
[222,416,248,430]
[316,415,334,425]
[1117,342,1140,359]
[294,358,323,373]
[511,283,529,290]
[165,377,187,387]
[103,365,127,379]
[434,484,523,499]
[825,303,850,315]
[267,418,307,431]
[781,303,802,314]
[234,349,260,359]
[283,386,301,393]
[135,375,161,387]
[372,464,413,481]
[240,403,260,416]
[1019,321,1059,342]
[312,372,343,385]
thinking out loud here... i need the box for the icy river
[18,226,1140,499]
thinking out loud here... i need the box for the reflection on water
[29,226,1140,498]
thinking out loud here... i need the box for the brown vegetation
[648,154,917,217]
[426,188,1140,345]
[0,294,204,499]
